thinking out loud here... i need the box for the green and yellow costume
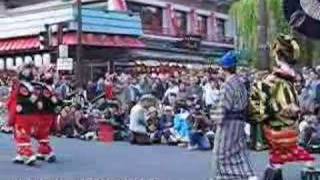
[250,35,314,164]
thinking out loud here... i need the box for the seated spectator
[146,106,161,143]
[173,110,192,146]
[74,104,97,137]
[79,109,101,141]
[104,102,128,141]
[188,111,211,151]
[159,106,177,144]
[129,95,157,145]
[56,106,77,138]
[300,108,320,147]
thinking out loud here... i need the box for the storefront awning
[62,33,145,48]
[0,37,39,53]
[0,33,145,54]
[130,50,208,64]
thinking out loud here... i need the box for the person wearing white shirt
[129,95,157,145]
[203,80,220,115]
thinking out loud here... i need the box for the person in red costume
[32,65,59,163]
[11,63,39,165]
[7,78,19,127]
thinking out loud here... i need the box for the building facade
[0,0,235,80]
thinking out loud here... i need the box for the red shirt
[105,83,114,100]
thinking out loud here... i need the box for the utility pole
[257,0,269,70]
[75,0,83,86]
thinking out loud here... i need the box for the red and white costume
[8,64,58,165]
[32,81,58,162]
[12,79,39,165]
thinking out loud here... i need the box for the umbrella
[283,0,320,39]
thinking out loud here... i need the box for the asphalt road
[0,133,319,180]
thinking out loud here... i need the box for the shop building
[0,0,235,80]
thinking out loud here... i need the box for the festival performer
[6,78,19,131]
[32,65,58,163]
[10,63,38,165]
[251,35,315,180]
[210,51,257,180]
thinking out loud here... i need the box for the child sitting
[146,106,161,143]
[188,110,211,151]
[173,102,192,146]
[56,106,77,138]
[159,106,178,144]
[104,101,128,141]
[299,107,320,148]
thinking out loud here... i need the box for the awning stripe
[0,33,145,54]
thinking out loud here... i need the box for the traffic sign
[59,45,68,58]
[57,58,73,71]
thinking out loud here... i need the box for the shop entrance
[86,61,115,81]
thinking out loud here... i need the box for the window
[24,56,33,64]
[34,54,43,67]
[127,2,163,33]
[217,18,226,39]
[5,0,48,9]
[0,58,4,70]
[197,15,207,35]
[43,53,51,65]
[15,57,23,68]
[6,57,14,70]
[174,11,187,35]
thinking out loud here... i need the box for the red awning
[62,33,145,48]
[0,33,145,54]
[0,37,39,53]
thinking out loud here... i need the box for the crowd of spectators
[1,66,320,152]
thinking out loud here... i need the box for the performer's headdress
[271,34,300,65]
[271,34,301,80]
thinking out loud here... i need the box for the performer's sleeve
[7,86,18,126]
[210,83,232,124]
[220,83,233,112]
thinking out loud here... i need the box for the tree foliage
[229,0,320,67]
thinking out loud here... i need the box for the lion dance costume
[250,35,315,179]
[7,63,58,165]
[32,65,58,162]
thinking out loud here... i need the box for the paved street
[0,133,319,180]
